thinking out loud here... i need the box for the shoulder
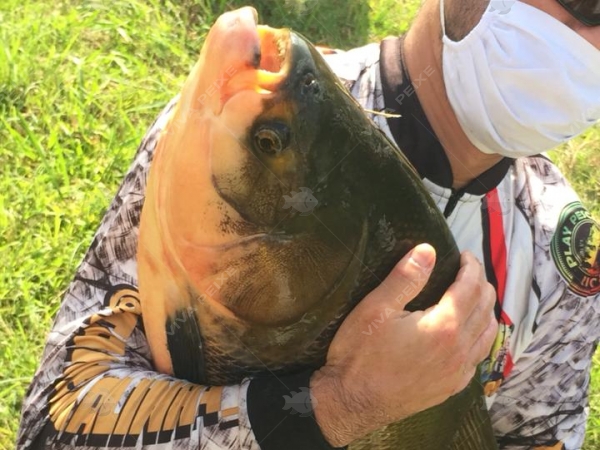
[320,43,381,89]
[320,42,389,128]
[489,156,599,449]
[510,155,600,300]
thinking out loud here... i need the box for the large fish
[138,7,498,450]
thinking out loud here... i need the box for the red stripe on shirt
[486,188,508,308]
[486,188,515,377]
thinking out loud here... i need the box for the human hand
[310,244,498,447]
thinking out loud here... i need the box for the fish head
[142,7,398,333]
[161,6,366,232]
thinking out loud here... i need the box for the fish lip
[216,19,291,110]
[197,8,292,115]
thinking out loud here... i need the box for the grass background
[0,0,598,448]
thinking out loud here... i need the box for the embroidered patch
[551,201,600,297]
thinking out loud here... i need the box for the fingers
[463,280,497,344]
[451,315,498,395]
[452,313,498,393]
[434,251,489,326]
[423,250,498,388]
[369,243,436,310]
[469,314,499,367]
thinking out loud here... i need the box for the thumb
[368,243,436,310]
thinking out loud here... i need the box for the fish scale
[138,7,498,449]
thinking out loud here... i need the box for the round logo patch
[551,202,600,297]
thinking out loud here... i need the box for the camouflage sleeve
[489,158,600,450]
[21,279,258,449]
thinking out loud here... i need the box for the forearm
[17,287,259,450]
[310,367,382,447]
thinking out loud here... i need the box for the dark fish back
[350,380,497,450]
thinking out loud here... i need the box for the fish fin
[448,382,498,450]
[165,307,207,384]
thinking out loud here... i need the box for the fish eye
[253,122,290,155]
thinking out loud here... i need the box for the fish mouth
[204,7,291,114]
[254,25,291,92]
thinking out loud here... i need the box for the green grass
[0,0,598,448]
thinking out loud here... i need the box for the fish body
[138,7,498,449]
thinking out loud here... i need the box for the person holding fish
[17,1,600,450]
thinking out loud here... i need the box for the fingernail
[410,244,435,270]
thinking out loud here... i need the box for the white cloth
[441,0,600,157]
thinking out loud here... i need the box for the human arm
[310,247,498,447]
